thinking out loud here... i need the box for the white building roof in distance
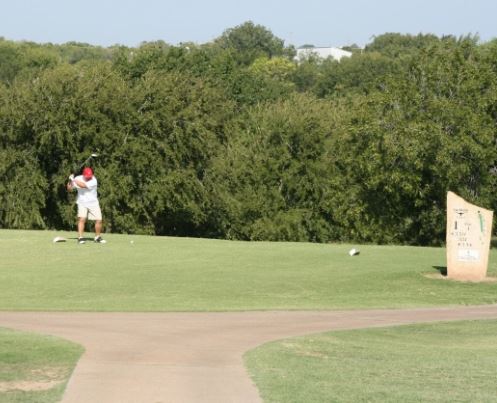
[295,47,352,62]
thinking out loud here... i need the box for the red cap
[82,167,93,180]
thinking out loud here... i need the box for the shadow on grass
[432,266,447,277]
[65,237,97,244]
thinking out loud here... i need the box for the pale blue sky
[1,0,496,48]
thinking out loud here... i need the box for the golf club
[73,153,98,176]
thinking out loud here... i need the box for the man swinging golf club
[67,167,106,244]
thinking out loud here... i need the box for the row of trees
[1,23,497,245]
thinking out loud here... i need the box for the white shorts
[78,204,102,221]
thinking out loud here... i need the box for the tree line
[1,23,497,245]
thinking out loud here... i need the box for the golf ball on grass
[348,248,360,256]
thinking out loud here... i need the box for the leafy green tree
[313,52,402,97]
[214,21,288,66]
[249,56,296,82]
[291,58,321,92]
[0,40,24,83]
[322,36,497,244]
[1,62,133,228]
[0,39,60,84]
[55,41,112,64]
[111,41,171,79]
[1,29,497,246]
[210,93,338,241]
[0,148,47,228]
[365,32,442,57]
[65,69,235,236]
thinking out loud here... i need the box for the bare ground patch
[0,379,62,392]
[0,367,66,392]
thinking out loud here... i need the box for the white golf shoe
[94,236,107,244]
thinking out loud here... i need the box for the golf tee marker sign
[446,191,493,281]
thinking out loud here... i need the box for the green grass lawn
[2,229,497,402]
[0,327,83,402]
[245,319,497,402]
[1,229,497,311]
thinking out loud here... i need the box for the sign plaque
[446,192,493,281]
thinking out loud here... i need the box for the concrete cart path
[2,305,497,402]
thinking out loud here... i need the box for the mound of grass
[0,327,84,403]
[245,319,497,402]
[1,229,497,311]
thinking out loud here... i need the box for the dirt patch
[0,367,66,392]
[0,379,62,392]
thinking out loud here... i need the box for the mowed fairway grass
[245,319,497,403]
[2,229,497,402]
[1,229,497,311]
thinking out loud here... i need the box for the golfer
[67,167,106,244]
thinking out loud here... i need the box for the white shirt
[73,175,99,207]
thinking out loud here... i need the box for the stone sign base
[446,192,493,282]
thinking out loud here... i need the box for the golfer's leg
[78,218,86,238]
[95,220,102,237]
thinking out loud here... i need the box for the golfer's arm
[73,179,88,188]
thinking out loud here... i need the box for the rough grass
[245,319,497,402]
[1,229,497,311]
